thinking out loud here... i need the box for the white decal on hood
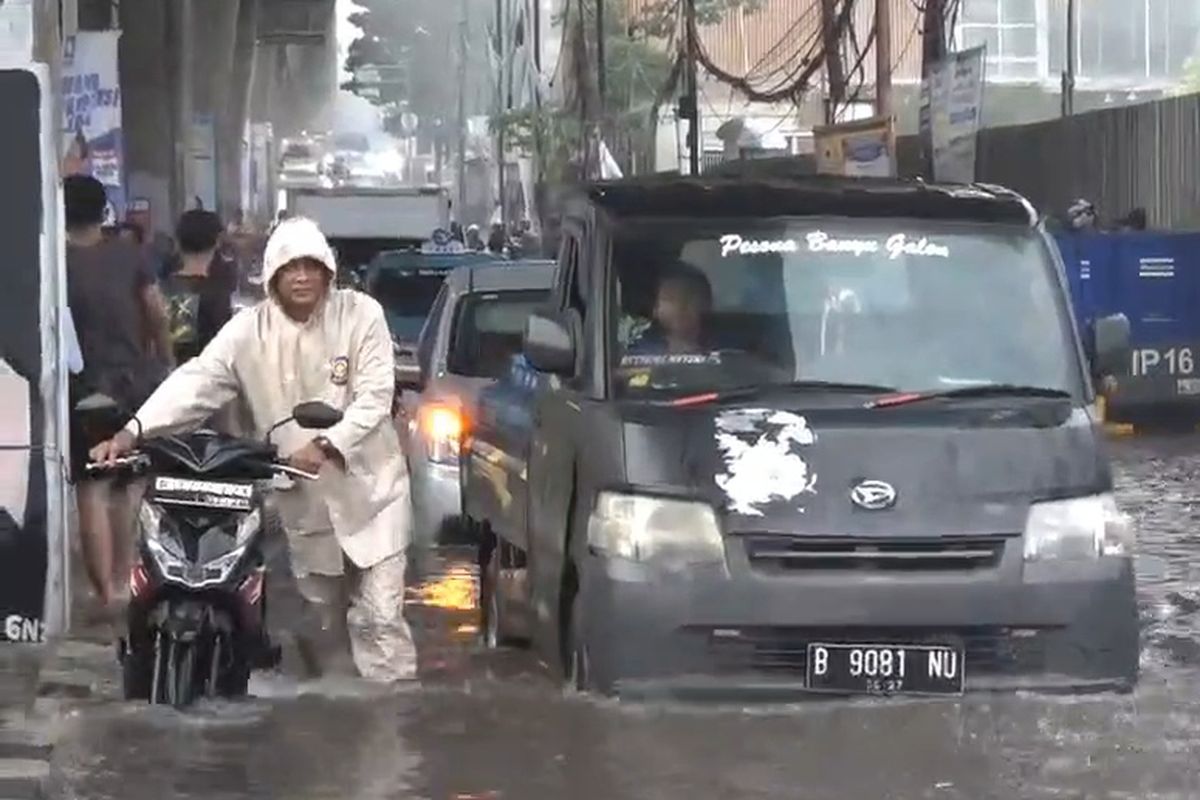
[714,408,817,517]
[718,231,950,260]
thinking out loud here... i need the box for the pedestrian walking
[90,216,418,683]
[64,175,171,621]
[162,210,236,365]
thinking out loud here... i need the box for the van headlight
[1022,493,1134,561]
[586,492,725,572]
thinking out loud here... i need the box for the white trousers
[294,545,417,683]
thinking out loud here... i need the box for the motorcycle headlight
[1022,493,1135,562]
[234,508,262,546]
[139,502,186,561]
[586,492,726,572]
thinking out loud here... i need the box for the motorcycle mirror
[292,401,343,430]
[74,392,119,413]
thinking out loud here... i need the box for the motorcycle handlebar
[84,453,318,482]
[273,463,319,481]
[84,453,150,474]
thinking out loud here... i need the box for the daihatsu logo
[850,480,897,511]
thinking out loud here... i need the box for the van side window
[417,283,449,376]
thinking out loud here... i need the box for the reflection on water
[45,435,1200,799]
[407,566,478,611]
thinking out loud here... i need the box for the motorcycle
[80,396,343,708]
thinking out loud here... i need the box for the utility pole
[819,0,845,124]
[596,0,606,115]
[495,0,507,231]
[683,0,700,175]
[918,0,947,180]
[875,0,893,119]
[1061,0,1076,116]
[456,0,468,217]
[177,0,195,215]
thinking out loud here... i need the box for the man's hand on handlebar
[89,430,138,466]
[288,440,329,474]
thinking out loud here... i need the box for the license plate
[806,643,964,696]
[150,476,254,511]
[1177,378,1200,396]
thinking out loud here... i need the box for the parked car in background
[363,247,502,350]
[396,260,555,548]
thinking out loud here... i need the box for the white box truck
[282,185,452,275]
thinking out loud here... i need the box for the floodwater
[43,436,1200,799]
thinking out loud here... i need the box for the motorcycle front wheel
[152,635,202,709]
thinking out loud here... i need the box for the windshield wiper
[866,384,1072,409]
[659,380,899,408]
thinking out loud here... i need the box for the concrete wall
[115,0,333,227]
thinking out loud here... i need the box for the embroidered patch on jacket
[330,356,350,386]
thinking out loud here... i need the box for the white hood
[262,216,338,288]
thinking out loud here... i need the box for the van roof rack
[578,174,1037,227]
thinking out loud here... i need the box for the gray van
[463,175,1138,698]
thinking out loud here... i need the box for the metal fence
[899,93,1200,231]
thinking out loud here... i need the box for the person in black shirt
[65,176,171,621]
[163,210,236,364]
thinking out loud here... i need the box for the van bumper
[578,547,1139,700]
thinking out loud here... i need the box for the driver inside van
[627,265,715,355]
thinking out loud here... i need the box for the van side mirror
[1090,313,1131,380]
[293,401,343,429]
[523,310,575,375]
[395,342,423,392]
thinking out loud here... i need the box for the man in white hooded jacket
[90,217,416,682]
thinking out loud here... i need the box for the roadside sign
[421,228,466,254]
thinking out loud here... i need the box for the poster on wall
[920,46,986,183]
[61,30,125,220]
[0,66,66,642]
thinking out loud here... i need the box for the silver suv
[395,260,554,547]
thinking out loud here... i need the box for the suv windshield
[371,272,447,342]
[612,218,1080,398]
[449,289,549,378]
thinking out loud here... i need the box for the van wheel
[563,585,591,693]
[481,549,504,649]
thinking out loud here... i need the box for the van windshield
[611,218,1081,398]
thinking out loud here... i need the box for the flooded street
[43,435,1200,800]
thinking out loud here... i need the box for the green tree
[1181,35,1200,90]
[1185,58,1200,93]
[344,0,486,137]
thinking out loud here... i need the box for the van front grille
[743,535,1008,572]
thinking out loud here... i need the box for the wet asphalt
[37,435,1200,799]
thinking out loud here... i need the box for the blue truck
[1055,231,1200,429]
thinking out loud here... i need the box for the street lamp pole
[1061,0,1076,116]
[456,0,468,215]
[683,0,700,175]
